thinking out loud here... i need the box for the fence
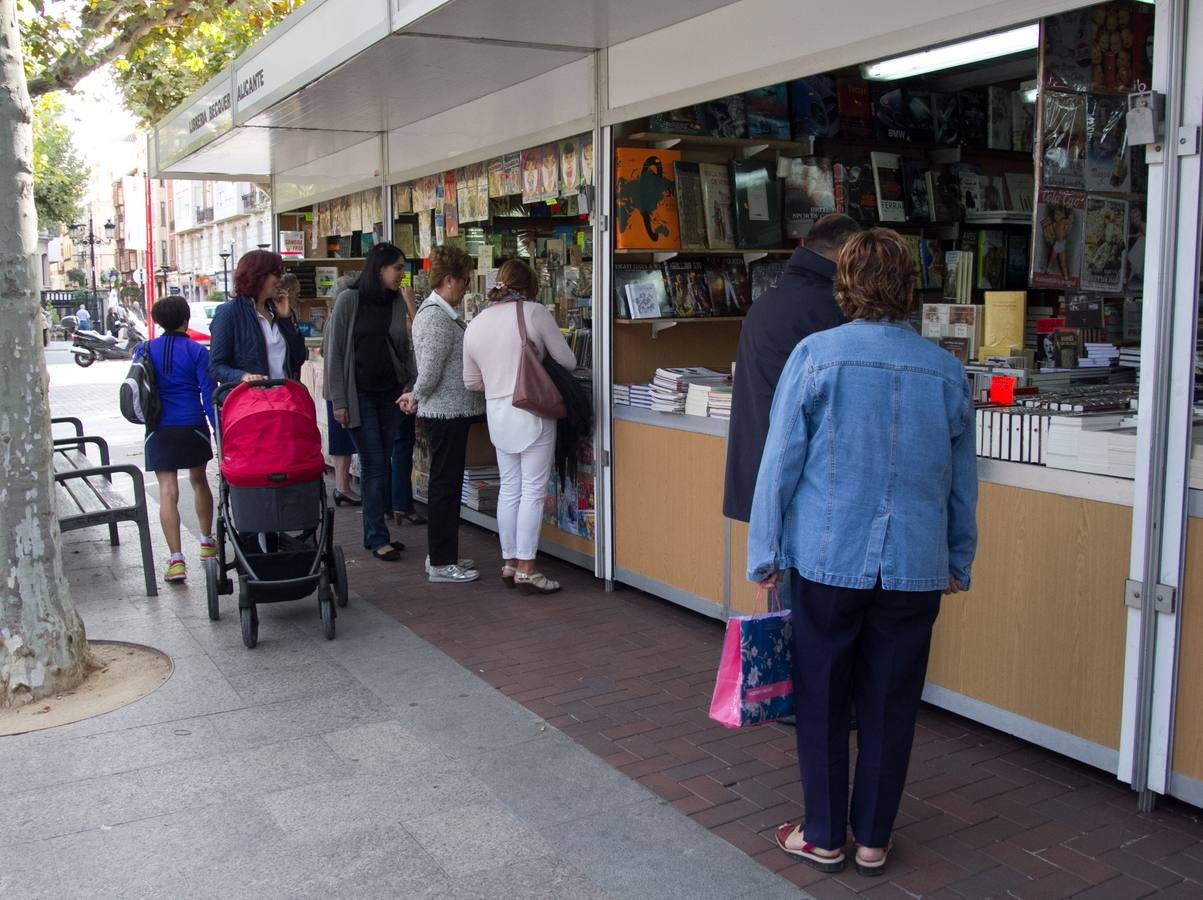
[42,290,102,324]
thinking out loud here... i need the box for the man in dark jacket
[723,213,862,523]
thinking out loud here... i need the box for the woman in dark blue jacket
[142,297,217,585]
[208,250,305,386]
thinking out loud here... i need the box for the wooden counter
[1172,519,1203,786]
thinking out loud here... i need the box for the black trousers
[789,571,941,849]
[422,416,473,566]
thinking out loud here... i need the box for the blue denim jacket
[747,320,978,592]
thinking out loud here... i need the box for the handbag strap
[755,583,782,612]
[514,299,535,351]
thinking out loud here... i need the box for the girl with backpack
[141,296,218,584]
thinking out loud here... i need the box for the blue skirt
[326,401,355,456]
[145,424,212,472]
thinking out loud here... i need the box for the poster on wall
[417,210,433,259]
[558,138,580,196]
[539,143,560,200]
[1041,91,1087,190]
[1041,2,1155,95]
[502,152,523,196]
[1085,93,1130,192]
[580,133,594,187]
[393,183,413,215]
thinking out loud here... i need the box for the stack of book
[649,367,729,415]
[1079,343,1120,368]
[708,385,733,419]
[461,465,501,512]
[684,383,713,417]
[1119,347,1141,369]
[614,383,654,408]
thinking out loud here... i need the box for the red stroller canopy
[220,381,325,488]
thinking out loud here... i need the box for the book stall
[148,0,1203,808]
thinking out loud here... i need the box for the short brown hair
[487,259,538,301]
[429,245,473,288]
[805,213,862,258]
[233,250,284,299]
[833,228,915,321]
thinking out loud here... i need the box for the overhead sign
[158,75,235,168]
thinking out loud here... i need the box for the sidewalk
[4,371,802,899]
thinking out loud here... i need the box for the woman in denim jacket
[749,228,978,877]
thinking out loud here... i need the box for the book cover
[393,184,412,215]
[487,157,506,198]
[1004,172,1036,212]
[931,92,960,146]
[1032,188,1086,288]
[903,161,931,222]
[1041,91,1088,190]
[580,133,594,186]
[698,162,737,249]
[558,137,582,196]
[731,160,782,248]
[539,143,560,200]
[663,259,714,316]
[928,166,962,222]
[502,152,522,197]
[957,89,987,148]
[1081,195,1128,292]
[434,211,446,246]
[943,250,966,302]
[1041,7,1093,93]
[834,157,878,225]
[749,258,787,302]
[905,90,935,144]
[919,237,944,290]
[745,85,791,139]
[521,146,543,204]
[614,147,682,250]
[1011,92,1036,152]
[707,256,752,314]
[393,223,416,259]
[1125,202,1146,291]
[443,176,459,239]
[649,105,707,135]
[979,176,1007,212]
[1086,94,1131,192]
[1005,232,1030,290]
[1042,5,1155,95]
[952,163,983,214]
[987,86,1013,151]
[673,162,709,251]
[872,86,908,142]
[784,156,836,238]
[703,95,747,139]
[940,336,971,363]
[870,151,907,223]
[905,234,923,282]
[314,266,339,298]
[835,77,873,140]
[613,263,671,318]
[976,230,1007,290]
[417,210,433,259]
[789,76,838,139]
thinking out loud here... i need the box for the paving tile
[1005,869,1093,900]
[1069,875,1161,899]
[1036,843,1123,885]
[1097,848,1185,889]
[945,864,1031,898]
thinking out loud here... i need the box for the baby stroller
[203,380,348,648]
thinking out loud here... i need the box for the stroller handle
[214,378,294,408]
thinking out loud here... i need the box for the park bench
[51,417,157,596]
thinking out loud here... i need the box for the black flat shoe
[333,490,362,507]
[373,545,401,561]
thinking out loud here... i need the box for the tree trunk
[0,0,91,708]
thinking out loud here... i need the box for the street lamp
[69,214,115,317]
[157,264,171,299]
[219,251,231,298]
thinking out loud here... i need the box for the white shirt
[257,311,288,380]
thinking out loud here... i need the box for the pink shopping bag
[709,586,794,728]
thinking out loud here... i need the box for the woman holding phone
[208,250,306,385]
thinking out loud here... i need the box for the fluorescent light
[861,24,1040,81]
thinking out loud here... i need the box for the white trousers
[495,417,555,560]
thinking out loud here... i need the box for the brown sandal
[774,823,845,873]
[514,572,560,595]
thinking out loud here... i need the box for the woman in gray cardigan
[399,246,484,582]
[325,243,415,562]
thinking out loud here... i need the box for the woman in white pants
[463,260,576,594]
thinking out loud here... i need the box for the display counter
[611,405,1178,772]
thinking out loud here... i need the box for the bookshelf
[626,132,814,157]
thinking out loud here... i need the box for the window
[159,202,166,228]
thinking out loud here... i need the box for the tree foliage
[19,0,299,126]
[32,96,89,230]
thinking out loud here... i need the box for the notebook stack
[461,465,500,512]
[708,385,733,419]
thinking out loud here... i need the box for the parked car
[186,301,223,343]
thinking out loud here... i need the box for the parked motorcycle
[70,322,146,368]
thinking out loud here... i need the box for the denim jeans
[390,411,416,514]
[348,394,399,551]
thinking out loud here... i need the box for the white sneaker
[425,555,475,574]
[428,564,480,583]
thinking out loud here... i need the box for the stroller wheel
[320,597,335,641]
[332,546,348,608]
[203,558,220,621]
[240,605,258,649]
